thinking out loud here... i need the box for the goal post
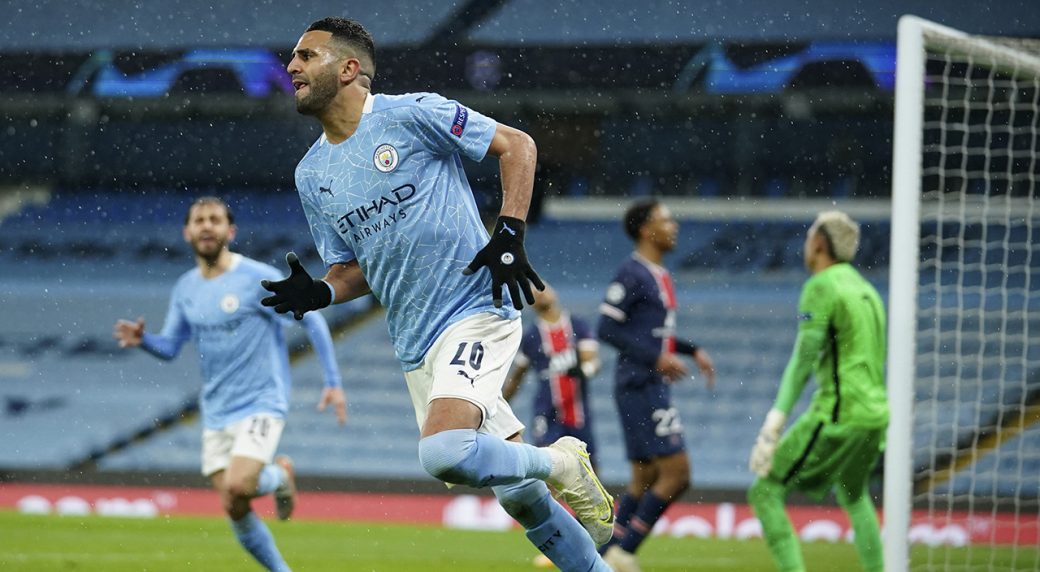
[885,15,926,572]
[886,15,1040,572]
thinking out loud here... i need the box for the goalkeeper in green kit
[748,210,888,572]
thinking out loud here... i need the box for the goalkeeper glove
[261,252,333,320]
[749,408,787,477]
[463,216,544,310]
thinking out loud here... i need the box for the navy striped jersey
[598,253,678,387]
[515,314,598,429]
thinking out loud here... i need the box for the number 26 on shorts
[449,341,485,370]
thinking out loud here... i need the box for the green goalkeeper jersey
[774,262,889,428]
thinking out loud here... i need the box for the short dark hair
[185,196,234,225]
[623,199,659,241]
[307,17,377,77]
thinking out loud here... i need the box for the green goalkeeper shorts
[767,415,885,500]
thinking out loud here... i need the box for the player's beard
[295,71,339,116]
[191,236,227,265]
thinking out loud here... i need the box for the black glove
[565,364,587,382]
[462,216,545,310]
[261,252,332,320]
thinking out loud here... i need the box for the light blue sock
[418,429,552,487]
[256,464,284,496]
[230,511,291,572]
[494,479,610,572]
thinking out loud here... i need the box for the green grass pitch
[0,511,1036,571]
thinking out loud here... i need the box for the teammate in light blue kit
[114,197,345,572]
[260,17,614,572]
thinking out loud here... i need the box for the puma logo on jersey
[319,184,333,196]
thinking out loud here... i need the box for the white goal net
[886,16,1040,572]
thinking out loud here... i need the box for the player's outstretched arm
[114,307,188,360]
[675,340,716,388]
[464,123,544,310]
[318,386,348,426]
[261,252,335,320]
[300,311,347,426]
[693,347,717,389]
[748,330,816,476]
[113,317,145,348]
[749,408,787,477]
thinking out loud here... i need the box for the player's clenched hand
[463,216,544,310]
[261,252,333,320]
[318,386,347,426]
[113,317,145,348]
[655,352,688,382]
[749,408,787,477]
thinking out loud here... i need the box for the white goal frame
[885,15,1040,572]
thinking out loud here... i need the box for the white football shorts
[404,312,525,439]
[201,413,285,476]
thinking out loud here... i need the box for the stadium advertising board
[1,483,1032,547]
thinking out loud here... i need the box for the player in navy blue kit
[114,197,345,572]
[597,199,716,572]
[504,283,602,459]
[259,18,613,571]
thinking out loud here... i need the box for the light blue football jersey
[142,254,294,429]
[295,92,519,370]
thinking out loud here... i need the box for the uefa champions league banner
[1,483,1033,547]
[3,42,896,97]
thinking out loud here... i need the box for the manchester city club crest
[220,293,240,314]
[373,144,399,173]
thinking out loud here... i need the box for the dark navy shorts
[614,382,686,461]
[529,414,598,459]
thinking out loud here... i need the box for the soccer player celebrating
[597,199,716,572]
[113,197,346,572]
[747,210,888,572]
[262,17,614,572]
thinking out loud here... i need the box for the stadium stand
[0,190,366,469]
[91,279,805,488]
[0,191,814,489]
[0,280,198,467]
[7,0,467,49]
[466,0,1040,44]
[5,190,1038,498]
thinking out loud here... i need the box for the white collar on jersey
[632,251,666,273]
[319,94,375,145]
[537,311,571,329]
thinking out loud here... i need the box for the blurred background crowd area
[3,0,1036,201]
[1,0,1038,496]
